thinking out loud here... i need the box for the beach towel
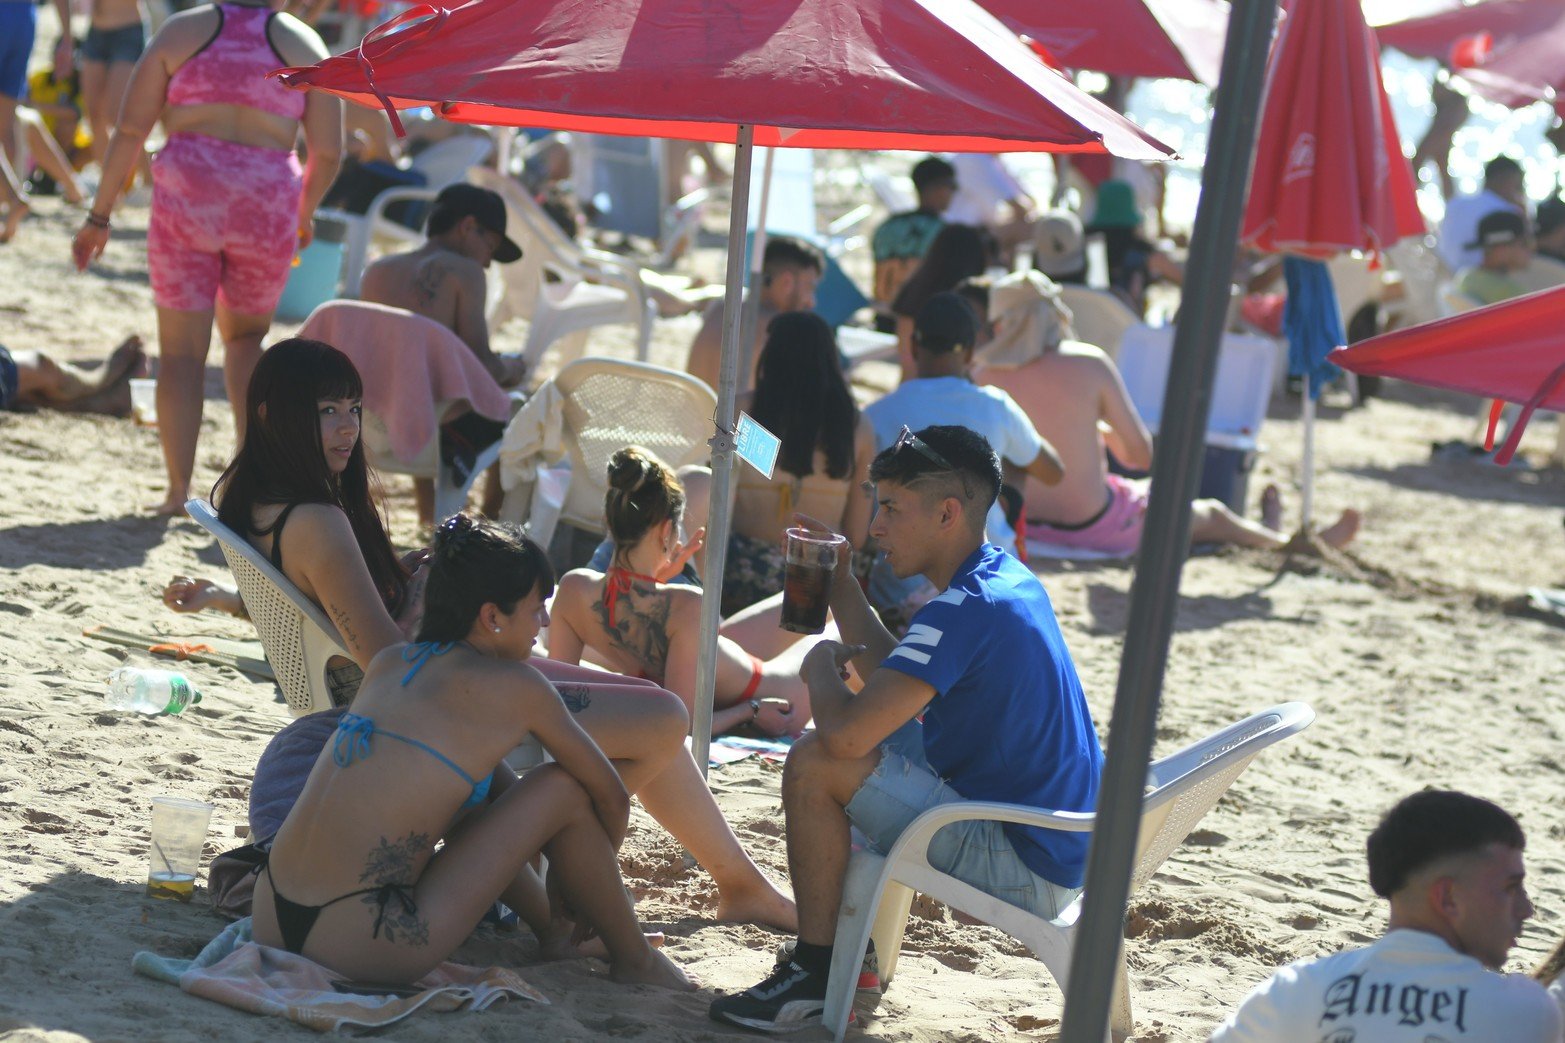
[498,379,566,492]
[133,918,546,1033]
[249,708,346,842]
[298,300,512,463]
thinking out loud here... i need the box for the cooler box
[1115,324,1276,514]
[275,214,349,322]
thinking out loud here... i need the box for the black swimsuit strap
[267,502,302,570]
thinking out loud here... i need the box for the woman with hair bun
[252,513,694,990]
[549,445,831,737]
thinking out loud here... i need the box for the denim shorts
[845,720,1081,919]
[81,21,148,65]
[0,2,37,101]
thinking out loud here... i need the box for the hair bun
[433,511,477,559]
[607,446,658,494]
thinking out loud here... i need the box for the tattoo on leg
[359,833,431,947]
[557,683,592,714]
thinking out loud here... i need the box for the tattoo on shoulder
[413,260,447,306]
[556,683,592,714]
[359,832,431,947]
[592,585,671,674]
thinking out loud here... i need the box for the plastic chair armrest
[881,801,1096,869]
[365,186,443,230]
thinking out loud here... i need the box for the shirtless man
[359,182,527,388]
[685,235,823,394]
[0,334,144,415]
[965,272,1360,554]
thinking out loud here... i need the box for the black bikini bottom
[261,858,417,955]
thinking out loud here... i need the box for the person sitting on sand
[251,512,694,992]
[0,335,144,416]
[167,339,797,931]
[709,426,1102,1033]
[1455,210,1533,307]
[1211,790,1559,1041]
[548,445,832,738]
[965,272,1361,554]
[685,235,824,396]
[725,312,875,617]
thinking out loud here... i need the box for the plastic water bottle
[105,668,202,715]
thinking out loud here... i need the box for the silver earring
[492,626,502,633]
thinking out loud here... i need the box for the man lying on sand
[0,335,143,416]
[1211,790,1559,1041]
[709,426,1102,1033]
[965,273,1360,555]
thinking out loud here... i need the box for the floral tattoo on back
[359,832,432,947]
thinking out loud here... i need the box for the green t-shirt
[1457,266,1526,306]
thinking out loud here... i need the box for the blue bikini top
[330,642,492,810]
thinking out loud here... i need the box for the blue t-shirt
[881,543,1102,888]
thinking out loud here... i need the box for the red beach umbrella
[278,0,1171,157]
[1329,286,1565,465]
[278,0,1174,777]
[1241,0,1424,259]
[1375,0,1565,110]
[980,0,1229,85]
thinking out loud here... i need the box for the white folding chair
[185,499,352,718]
[1057,284,1141,361]
[824,702,1315,1042]
[468,166,656,370]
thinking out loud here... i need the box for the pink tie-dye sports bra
[166,3,306,120]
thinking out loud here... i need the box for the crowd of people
[7,9,1565,1039]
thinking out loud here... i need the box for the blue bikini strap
[400,640,456,685]
[333,712,375,768]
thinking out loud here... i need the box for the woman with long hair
[726,311,874,616]
[252,513,693,990]
[172,338,796,930]
[71,0,343,515]
[549,446,834,737]
[890,223,992,381]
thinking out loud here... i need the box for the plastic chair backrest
[861,164,915,214]
[1117,324,1276,450]
[1057,285,1139,358]
[1129,702,1314,894]
[552,358,718,532]
[408,134,495,190]
[185,499,350,717]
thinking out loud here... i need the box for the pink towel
[297,300,512,463]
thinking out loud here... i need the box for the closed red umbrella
[1241,0,1424,259]
[279,0,1170,157]
[980,0,1228,85]
[1375,0,1565,110]
[1329,286,1565,465]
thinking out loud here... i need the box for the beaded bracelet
[84,211,111,230]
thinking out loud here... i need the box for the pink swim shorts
[147,132,303,315]
[1028,474,1150,557]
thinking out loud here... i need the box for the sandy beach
[5,184,1565,1043]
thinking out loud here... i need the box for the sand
[5,187,1565,1043]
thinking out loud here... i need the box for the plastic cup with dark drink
[780,527,846,634]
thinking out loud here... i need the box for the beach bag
[207,842,267,921]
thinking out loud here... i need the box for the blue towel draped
[1282,256,1345,399]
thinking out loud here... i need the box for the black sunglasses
[893,425,954,470]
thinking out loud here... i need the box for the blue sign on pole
[734,411,780,480]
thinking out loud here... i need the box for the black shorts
[0,344,20,411]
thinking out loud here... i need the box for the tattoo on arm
[330,604,361,654]
[556,683,592,714]
[359,832,432,947]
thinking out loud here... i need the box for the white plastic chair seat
[185,499,352,718]
[359,402,511,523]
[824,702,1315,1043]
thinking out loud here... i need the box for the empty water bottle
[105,667,203,715]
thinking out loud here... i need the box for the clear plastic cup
[780,527,846,634]
[146,796,213,901]
[129,378,157,427]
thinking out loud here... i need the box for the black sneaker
[774,938,880,992]
[709,961,830,1034]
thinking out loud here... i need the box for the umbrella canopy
[1240,0,1424,259]
[980,0,1228,85]
[1375,0,1564,110]
[1329,285,1565,465]
[278,0,1171,157]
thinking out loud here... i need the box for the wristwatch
[748,698,762,720]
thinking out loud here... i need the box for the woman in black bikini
[252,513,693,989]
[175,339,796,931]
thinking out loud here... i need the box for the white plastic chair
[359,408,508,525]
[323,134,497,296]
[185,499,352,718]
[501,357,716,535]
[468,167,655,371]
[1057,285,1141,361]
[823,702,1316,1043]
[860,162,916,214]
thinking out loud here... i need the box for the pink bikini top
[166,3,306,120]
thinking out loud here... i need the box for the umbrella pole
[691,125,756,779]
[1301,374,1315,533]
[1057,0,1280,1040]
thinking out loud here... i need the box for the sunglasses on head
[893,425,954,470]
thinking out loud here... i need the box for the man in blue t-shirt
[710,425,1103,1035]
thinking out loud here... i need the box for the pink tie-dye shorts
[147,132,303,315]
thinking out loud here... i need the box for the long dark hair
[749,311,857,480]
[891,223,992,320]
[212,338,407,612]
[416,513,554,643]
